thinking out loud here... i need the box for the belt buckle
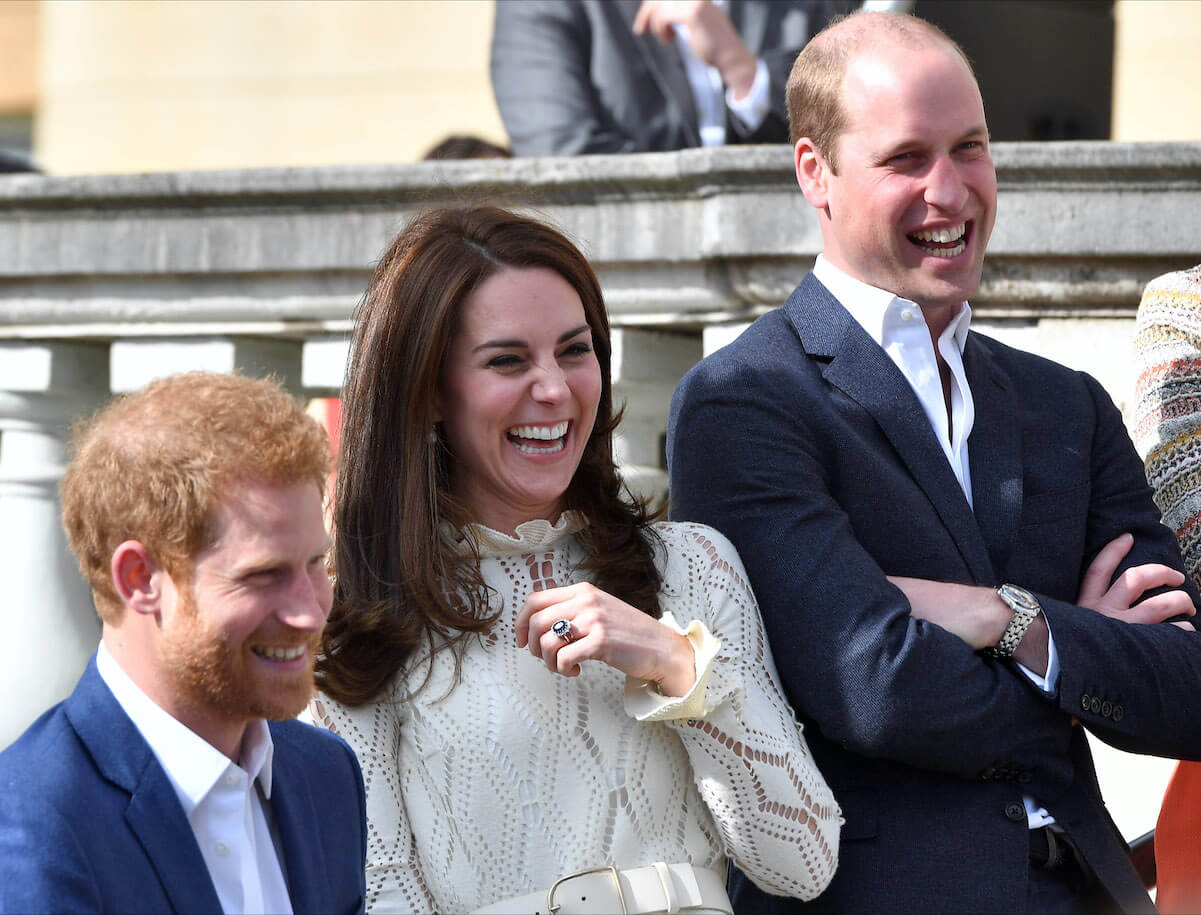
[547,865,627,915]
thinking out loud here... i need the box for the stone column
[610,328,702,505]
[0,342,109,748]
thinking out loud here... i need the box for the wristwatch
[984,584,1041,659]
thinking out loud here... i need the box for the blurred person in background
[491,0,857,156]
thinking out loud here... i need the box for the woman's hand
[514,582,697,696]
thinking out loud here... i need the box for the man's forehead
[203,479,326,553]
[838,40,984,138]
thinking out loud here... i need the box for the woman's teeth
[508,421,569,454]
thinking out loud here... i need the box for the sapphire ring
[551,619,575,644]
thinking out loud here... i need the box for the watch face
[999,584,1040,613]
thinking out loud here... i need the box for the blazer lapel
[785,275,996,583]
[617,0,701,147]
[964,334,1024,578]
[267,748,324,914]
[727,1,768,56]
[65,660,222,915]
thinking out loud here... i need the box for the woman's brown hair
[316,205,662,707]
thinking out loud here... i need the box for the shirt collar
[96,641,275,809]
[813,254,973,353]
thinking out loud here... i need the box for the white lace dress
[310,514,841,912]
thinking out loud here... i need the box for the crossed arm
[668,351,1201,777]
[893,532,1196,676]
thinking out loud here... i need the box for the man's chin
[247,673,316,722]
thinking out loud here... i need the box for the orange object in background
[307,398,342,522]
[1156,761,1201,913]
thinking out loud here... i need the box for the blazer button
[1101,701,1112,718]
[1080,693,1091,712]
[1113,705,1125,722]
[1090,697,1101,714]
[1005,802,1025,822]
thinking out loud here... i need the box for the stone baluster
[610,328,702,505]
[0,342,110,748]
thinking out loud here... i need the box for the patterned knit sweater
[1134,265,1201,589]
[310,514,841,912]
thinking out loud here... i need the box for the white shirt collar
[96,641,275,810]
[813,254,973,353]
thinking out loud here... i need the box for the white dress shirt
[814,256,1060,827]
[97,643,293,914]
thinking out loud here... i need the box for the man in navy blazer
[0,373,367,914]
[669,11,1201,913]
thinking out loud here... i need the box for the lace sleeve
[641,524,843,900]
[308,693,436,914]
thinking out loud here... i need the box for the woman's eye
[561,342,593,357]
[486,354,523,369]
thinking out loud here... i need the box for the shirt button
[214,842,229,856]
[224,772,239,787]
[1004,802,1025,822]
[900,309,915,322]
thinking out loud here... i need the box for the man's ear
[111,541,165,616]
[794,137,831,209]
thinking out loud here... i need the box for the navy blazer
[668,274,1201,913]
[0,657,367,914]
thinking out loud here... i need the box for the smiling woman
[309,206,842,914]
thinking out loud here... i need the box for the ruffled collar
[446,511,586,557]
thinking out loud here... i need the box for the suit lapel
[65,660,222,915]
[964,334,1024,578]
[267,743,323,914]
[727,1,768,56]
[785,275,996,583]
[616,0,701,146]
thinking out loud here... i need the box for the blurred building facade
[0,0,1199,175]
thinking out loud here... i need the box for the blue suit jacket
[0,657,367,914]
[668,274,1201,913]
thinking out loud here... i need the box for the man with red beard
[0,372,366,915]
[670,10,1201,914]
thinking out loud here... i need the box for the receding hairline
[787,11,979,163]
[810,10,972,66]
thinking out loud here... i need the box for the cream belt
[472,861,733,915]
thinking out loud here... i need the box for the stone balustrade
[2,142,1200,782]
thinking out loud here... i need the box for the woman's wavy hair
[316,205,662,707]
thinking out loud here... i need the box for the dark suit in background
[668,274,1201,912]
[490,0,842,156]
[0,659,368,915]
